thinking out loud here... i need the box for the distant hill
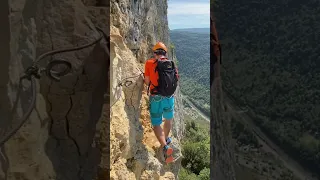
[171,28,209,34]
[170,29,210,116]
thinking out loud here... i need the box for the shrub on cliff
[180,120,210,177]
[179,168,199,180]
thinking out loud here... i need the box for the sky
[168,0,210,30]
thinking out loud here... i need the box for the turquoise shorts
[149,95,175,126]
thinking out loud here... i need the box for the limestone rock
[110,1,184,179]
[1,0,110,180]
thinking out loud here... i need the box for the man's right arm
[144,61,150,85]
[144,76,150,85]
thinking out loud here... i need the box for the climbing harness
[149,95,173,103]
[0,27,109,147]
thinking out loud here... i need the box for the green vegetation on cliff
[171,29,210,179]
[179,115,210,180]
[215,0,320,177]
[170,29,210,116]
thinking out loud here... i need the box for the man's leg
[153,125,167,148]
[163,118,172,140]
[150,95,174,163]
[163,96,175,141]
[149,96,166,148]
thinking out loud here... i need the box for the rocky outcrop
[210,13,237,180]
[110,0,184,179]
[0,1,109,180]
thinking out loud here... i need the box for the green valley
[215,0,320,179]
[170,29,210,116]
[170,28,210,179]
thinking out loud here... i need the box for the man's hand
[144,76,150,85]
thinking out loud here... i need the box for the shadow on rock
[0,147,9,180]
[44,43,108,180]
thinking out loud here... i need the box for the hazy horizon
[168,0,210,30]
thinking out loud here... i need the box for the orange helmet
[152,42,167,52]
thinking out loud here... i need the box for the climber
[143,42,179,164]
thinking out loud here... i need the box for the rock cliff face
[110,0,184,179]
[211,13,237,180]
[0,1,109,180]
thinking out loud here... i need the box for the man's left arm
[175,67,180,80]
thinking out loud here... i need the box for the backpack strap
[147,82,158,96]
[153,58,159,64]
[154,59,158,72]
[171,60,176,69]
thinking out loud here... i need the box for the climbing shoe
[166,137,172,145]
[163,145,174,164]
